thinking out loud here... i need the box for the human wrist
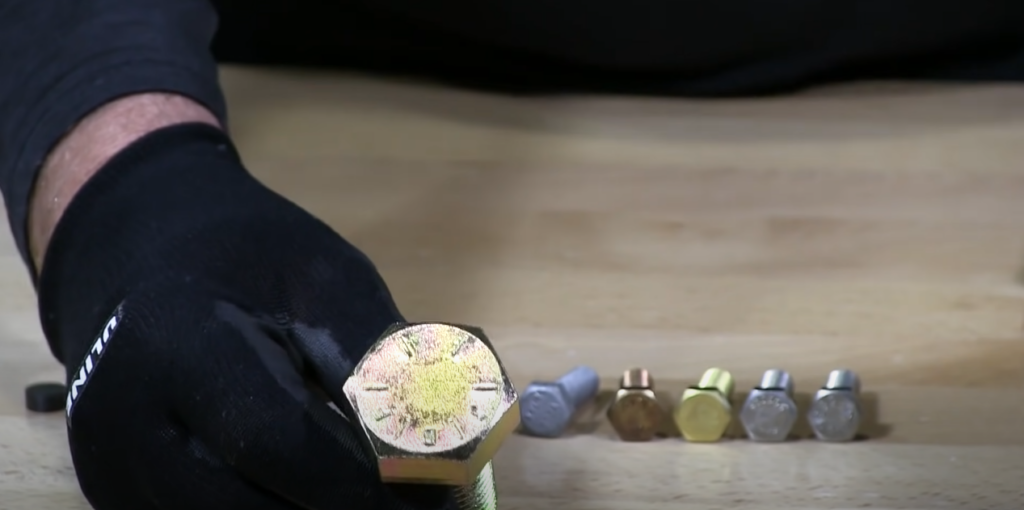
[28,93,220,275]
[37,122,258,365]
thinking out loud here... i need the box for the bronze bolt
[673,367,735,442]
[342,323,519,509]
[606,368,665,442]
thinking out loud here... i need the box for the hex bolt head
[739,369,798,442]
[342,322,519,489]
[606,368,665,442]
[807,369,862,442]
[673,368,735,442]
[519,365,601,438]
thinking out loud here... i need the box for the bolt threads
[621,367,652,389]
[697,367,734,397]
[824,369,860,393]
[557,366,600,408]
[453,462,498,510]
[758,369,794,395]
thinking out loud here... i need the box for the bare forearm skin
[28,93,221,275]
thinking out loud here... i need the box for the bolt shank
[824,369,860,394]
[696,367,734,397]
[621,368,653,389]
[558,366,600,408]
[758,369,794,396]
[453,462,498,510]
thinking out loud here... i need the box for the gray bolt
[740,369,798,442]
[518,366,600,438]
[807,369,862,442]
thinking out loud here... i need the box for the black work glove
[39,123,457,510]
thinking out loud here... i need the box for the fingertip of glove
[25,381,67,413]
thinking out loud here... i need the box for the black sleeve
[0,0,228,279]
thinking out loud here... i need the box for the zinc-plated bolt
[807,369,862,442]
[740,369,798,442]
[606,368,665,442]
[519,366,601,438]
[673,368,735,442]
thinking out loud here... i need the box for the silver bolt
[518,366,600,438]
[807,369,862,442]
[739,369,798,442]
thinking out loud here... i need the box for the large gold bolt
[673,368,735,442]
[342,323,519,509]
[606,368,665,442]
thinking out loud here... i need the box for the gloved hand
[38,123,456,510]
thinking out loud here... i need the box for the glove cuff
[37,122,259,365]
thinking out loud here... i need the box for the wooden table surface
[3,67,1024,509]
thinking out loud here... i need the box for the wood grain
[2,67,1024,509]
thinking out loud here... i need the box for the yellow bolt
[673,368,735,442]
[342,323,519,509]
[606,368,666,442]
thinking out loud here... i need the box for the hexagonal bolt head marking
[807,369,862,442]
[519,366,600,438]
[740,369,798,442]
[606,368,665,442]
[673,367,735,442]
[342,322,520,491]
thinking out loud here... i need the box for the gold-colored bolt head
[342,323,520,486]
[673,368,735,442]
[606,368,665,442]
